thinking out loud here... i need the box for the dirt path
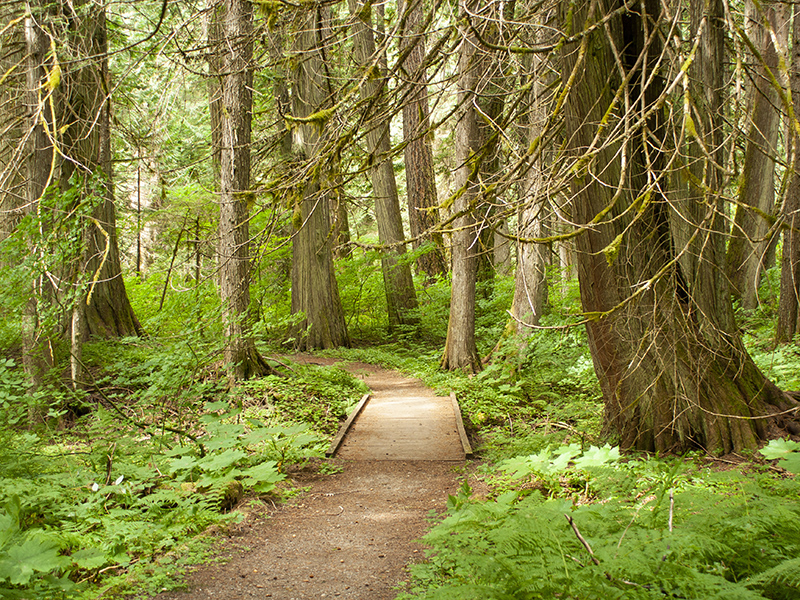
[150,361,465,600]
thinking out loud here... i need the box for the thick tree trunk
[22,4,56,392]
[511,159,548,336]
[288,5,349,350]
[727,0,786,309]
[68,3,141,341]
[208,0,224,182]
[509,29,552,338]
[777,1,800,342]
[398,0,447,281]
[473,0,512,299]
[348,0,419,332]
[214,0,271,380]
[563,0,791,454]
[442,0,482,372]
[24,0,142,356]
[331,190,352,260]
[778,173,800,342]
[0,2,24,253]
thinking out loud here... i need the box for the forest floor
[148,358,469,600]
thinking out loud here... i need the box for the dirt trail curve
[150,358,467,600]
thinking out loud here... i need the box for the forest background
[2,0,800,597]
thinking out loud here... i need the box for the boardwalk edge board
[450,392,474,458]
[326,393,371,457]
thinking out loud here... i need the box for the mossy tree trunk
[288,5,349,351]
[726,0,786,309]
[777,0,800,343]
[563,0,793,453]
[348,0,419,333]
[441,0,483,373]
[398,0,447,281]
[22,3,56,393]
[214,0,272,380]
[0,1,24,254]
[508,18,554,340]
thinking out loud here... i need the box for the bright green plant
[759,438,800,474]
[234,363,368,436]
[0,393,320,599]
[399,448,800,600]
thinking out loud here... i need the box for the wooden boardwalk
[327,370,471,461]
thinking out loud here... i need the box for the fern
[400,454,800,600]
[747,557,800,599]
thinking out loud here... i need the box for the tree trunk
[509,24,553,338]
[777,1,800,342]
[441,0,483,373]
[214,0,271,380]
[563,0,791,454]
[22,3,57,392]
[208,0,224,183]
[331,190,352,260]
[726,0,786,309]
[494,220,512,276]
[0,1,24,253]
[473,0,512,299]
[398,0,447,281]
[348,0,419,332]
[288,5,349,351]
[66,3,141,341]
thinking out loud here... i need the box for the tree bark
[348,0,419,332]
[508,23,553,338]
[398,0,448,281]
[441,0,482,373]
[563,0,791,454]
[22,3,57,392]
[214,0,272,380]
[24,0,142,353]
[777,0,800,342]
[494,220,512,276]
[726,0,786,309]
[0,1,24,253]
[288,5,349,350]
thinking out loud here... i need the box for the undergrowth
[0,334,367,599]
[398,444,800,600]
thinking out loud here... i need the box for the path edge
[450,392,474,458]
[326,393,370,457]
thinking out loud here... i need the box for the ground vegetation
[0,0,800,596]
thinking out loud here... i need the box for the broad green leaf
[71,547,107,570]
[204,400,230,413]
[759,438,800,460]
[0,513,18,548]
[168,455,198,474]
[239,428,273,446]
[500,456,535,479]
[197,449,246,472]
[574,444,620,470]
[549,444,582,472]
[778,453,800,474]
[163,444,195,457]
[0,537,66,585]
[240,461,284,488]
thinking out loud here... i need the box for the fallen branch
[565,514,602,568]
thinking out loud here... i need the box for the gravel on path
[150,460,462,600]
[148,359,466,600]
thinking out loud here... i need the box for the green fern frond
[747,557,800,599]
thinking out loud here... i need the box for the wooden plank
[450,392,473,458]
[326,393,370,457]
